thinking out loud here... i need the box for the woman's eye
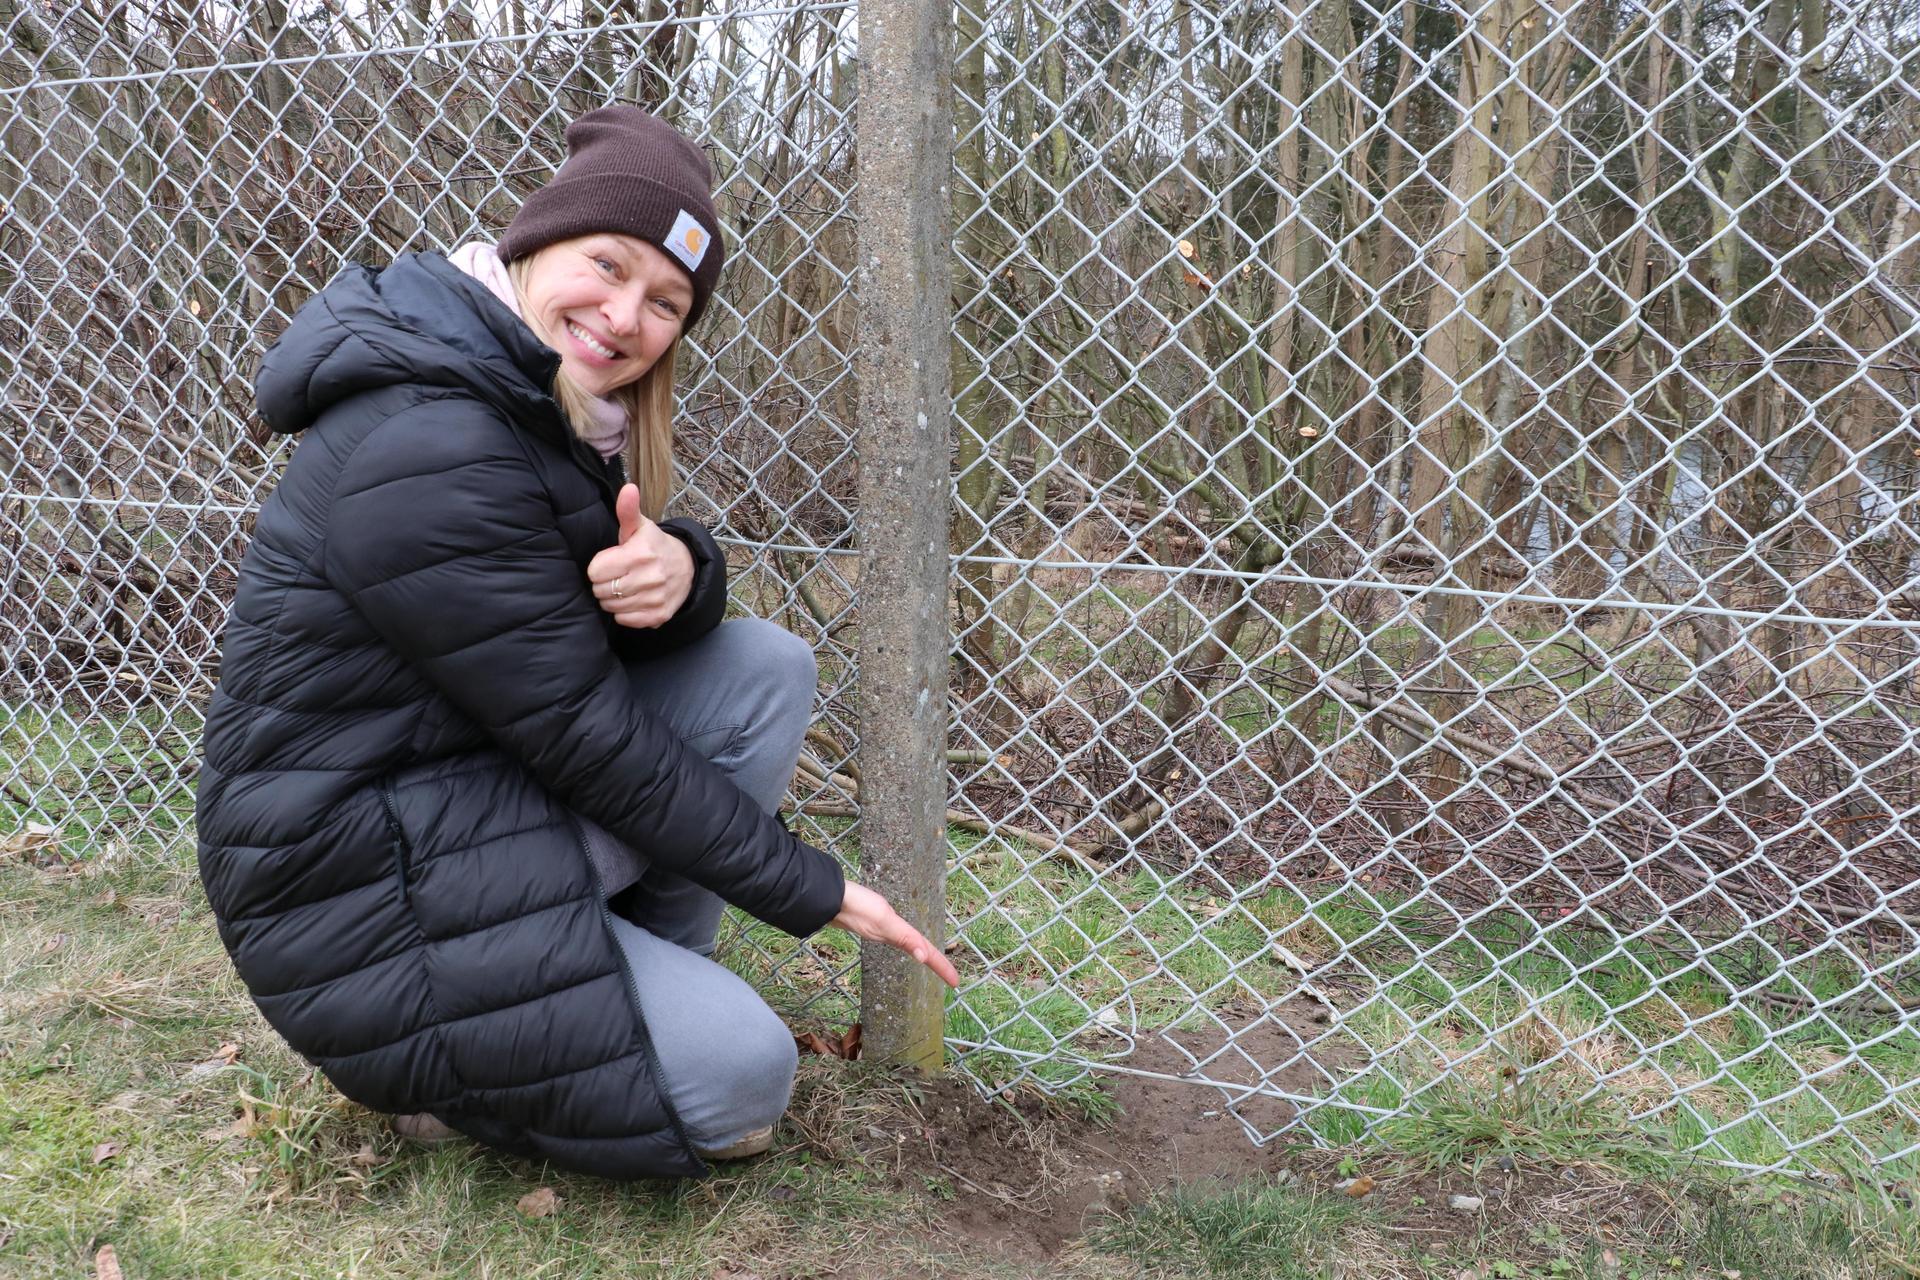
[594,258,617,275]
[655,298,682,317]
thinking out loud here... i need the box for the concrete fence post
[852,0,954,1072]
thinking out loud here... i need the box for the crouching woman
[193,105,957,1180]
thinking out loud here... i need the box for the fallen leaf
[141,902,183,928]
[40,933,67,954]
[1344,1174,1375,1197]
[93,889,118,908]
[517,1186,561,1218]
[349,1143,386,1168]
[201,1118,252,1142]
[792,1022,862,1060]
[91,1141,122,1164]
[185,1043,241,1080]
[1,823,57,859]
[95,1244,123,1280]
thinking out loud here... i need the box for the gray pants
[589,616,820,1153]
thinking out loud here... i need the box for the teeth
[568,320,618,360]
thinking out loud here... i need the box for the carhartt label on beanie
[664,209,710,273]
[497,104,725,327]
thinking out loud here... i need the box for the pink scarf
[447,241,628,461]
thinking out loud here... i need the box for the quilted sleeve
[319,405,845,937]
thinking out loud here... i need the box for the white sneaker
[693,1124,774,1160]
[389,1112,459,1145]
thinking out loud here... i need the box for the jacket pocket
[376,775,414,908]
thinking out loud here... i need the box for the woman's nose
[604,289,645,338]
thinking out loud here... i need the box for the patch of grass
[1679,1188,1917,1280]
[7,821,1920,1280]
[1416,1176,1920,1280]
[932,834,1920,1179]
[1373,1076,1688,1179]
[1086,1173,1377,1280]
[0,700,199,841]
[0,838,990,1280]
[1088,1158,1920,1280]
[14,671,1920,1238]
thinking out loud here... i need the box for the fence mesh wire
[4,0,1918,1176]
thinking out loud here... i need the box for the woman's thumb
[615,483,643,543]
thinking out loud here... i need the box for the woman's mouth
[565,319,622,364]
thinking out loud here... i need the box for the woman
[194,105,958,1181]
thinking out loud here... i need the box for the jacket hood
[254,252,566,438]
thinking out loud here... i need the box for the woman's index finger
[903,926,960,988]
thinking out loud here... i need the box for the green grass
[1,699,199,841]
[1085,1174,1377,1279]
[1089,1160,1920,1280]
[1370,1076,1691,1179]
[728,805,1920,1181]
[0,834,1034,1279]
[929,840,1920,1179]
[16,737,1920,1191]
[7,824,1919,1280]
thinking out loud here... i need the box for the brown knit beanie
[497,104,725,328]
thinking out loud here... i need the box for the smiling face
[517,233,694,396]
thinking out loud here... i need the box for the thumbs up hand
[587,483,695,630]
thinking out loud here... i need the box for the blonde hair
[505,253,679,520]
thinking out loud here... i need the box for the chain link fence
[4,0,1918,1176]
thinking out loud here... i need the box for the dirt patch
[868,999,1350,1262]
[783,1002,1898,1280]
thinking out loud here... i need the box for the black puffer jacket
[193,251,845,1180]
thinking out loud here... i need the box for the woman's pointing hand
[830,882,961,988]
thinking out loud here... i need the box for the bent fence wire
[4,0,1918,1175]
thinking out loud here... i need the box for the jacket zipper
[377,777,413,908]
[563,429,620,505]
[565,813,709,1177]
